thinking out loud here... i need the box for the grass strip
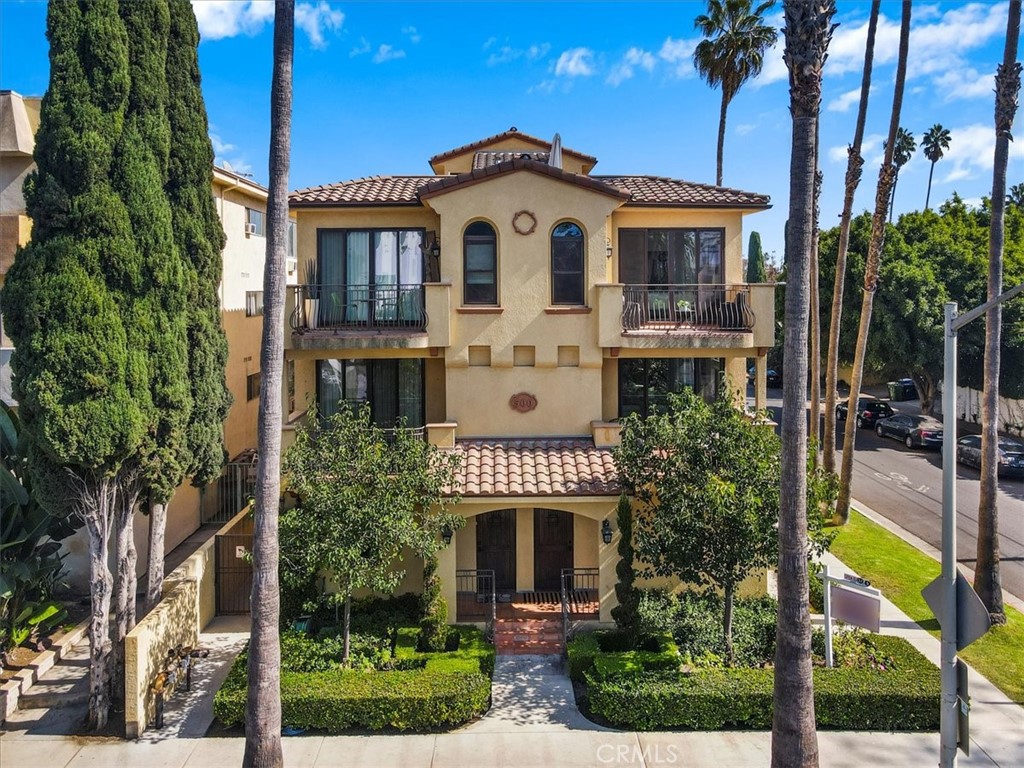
[831,510,1024,702]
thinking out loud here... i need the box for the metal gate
[215,533,253,614]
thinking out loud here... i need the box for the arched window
[551,221,584,305]
[463,221,497,305]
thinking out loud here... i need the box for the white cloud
[482,36,496,51]
[939,123,1023,183]
[528,79,557,95]
[827,134,884,166]
[658,36,698,78]
[735,123,756,136]
[554,47,595,77]
[933,67,994,101]
[210,130,252,176]
[402,26,421,44]
[191,0,344,49]
[606,47,656,86]
[827,86,870,113]
[294,1,343,50]
[373,44,406,64]
[350,37,371,57]
[486,42,550,67]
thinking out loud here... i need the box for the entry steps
[493,617,563,655]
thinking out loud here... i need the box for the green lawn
[830,510,1024,703]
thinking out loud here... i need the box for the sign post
[819,565,882,667]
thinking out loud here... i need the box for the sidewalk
[1,565,1020,767]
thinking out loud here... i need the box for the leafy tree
[245,2,291,764]
[922,123,951,211]
[976,0,1021,625]
[774,1,835,760]
[824,0,880,475]
[1008,182,1024,208]
[610,494,640,641]
[146,0,232,610]
[886,126,917,220]
[280,404,462,662]
[746,231,767,283]
[619,390,792,664]
[0,0,146,730]
[836,2,912,524]
[693,0,778,186]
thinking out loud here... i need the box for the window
[619,229,722,286]
[245,290,264,317]
[246,371,261,402]
[246,207,265,237]
[287,359,295,414]
[463,221,497,305]
[618,358,722,418]
[551,221,584,305]
[317,359,424,429]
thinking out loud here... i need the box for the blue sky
[2,1,1020,261]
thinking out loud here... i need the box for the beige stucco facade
[286,129,776,624]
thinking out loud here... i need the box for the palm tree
[694,0,779,186]
[975,0,1020,626]
[922,124,952,210]
[772,2,836,764]
[1006,181,1024,207]
[835,1,912,524]
[886,126,916,219]
[243,1,291,766]
[824,0,881,476]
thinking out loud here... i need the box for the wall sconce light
[601,519,613,545]
[605,238,613,258]
[441,524,453,546]
[430,240,441,259]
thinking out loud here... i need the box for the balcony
[287,282,451,351]
[596,282,775,351]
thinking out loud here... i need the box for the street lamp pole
[939,283,1023,768]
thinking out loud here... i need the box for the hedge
[214,668,490,732]
[586,636,939,731]
[567,631,679,682]
[395,625,495,676]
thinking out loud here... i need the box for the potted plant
[303,258,321,329]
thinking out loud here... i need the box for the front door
[476,509,516,591]
[534,509,573,591]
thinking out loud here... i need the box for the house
[0,89,294,586]
[284,128,775,624]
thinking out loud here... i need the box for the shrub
[566,631,679,682]
[586,635,939,731]
[395,625,495,676]
[419,555,449,652]
[611,495,640,639]
[214,669,490,732]
[567,632,601,682]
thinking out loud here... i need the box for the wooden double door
[476,508,574,592]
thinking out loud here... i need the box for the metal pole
[822,564,833,668]
[940,302,959,768]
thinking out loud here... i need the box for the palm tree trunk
[243,2,292,766]
[836,1,912,524]
[773,3,836,765]
[716,89,728,186]
[809,121,822,464]
[925,160,936,211]
[146,497,167,610]
[975,0,1020,625]
[825,0,880,475]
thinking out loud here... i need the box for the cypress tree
[610,494,640,641]
[0,0,142,731]
[746,231,767,283]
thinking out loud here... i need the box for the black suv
[836,398,894,429]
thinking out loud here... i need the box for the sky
[1,0,1021,262]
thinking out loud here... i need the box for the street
[754,389,1024,604]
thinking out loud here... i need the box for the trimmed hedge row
[395,625,496,675]
[586,636,939,731]
[567,631,680,682]
[214,669,490,731]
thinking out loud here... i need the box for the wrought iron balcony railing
[290,283,427,332]
[621,283,755,331]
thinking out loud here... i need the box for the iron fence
[456,568,496,639]
[560,567,600,647]
[290,284,427,332]
[621,284,755,331]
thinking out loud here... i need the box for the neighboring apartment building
[0,90,293,585]
[285,128,775,622]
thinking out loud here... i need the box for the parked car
[875,414,944,449]
[746,368,782,387]
[836,397,895,429]
[956,435,1024,477]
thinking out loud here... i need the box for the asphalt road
[754,389,1024,604]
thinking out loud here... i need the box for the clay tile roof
[289,175,434,207]
[592,175,770,209]
[429,128,597,165]
[473,150,550,169]
[419,158,631,202]
[449,438,619,497]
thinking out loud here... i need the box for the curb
[852,497,1024,614]
[0,617,89,723]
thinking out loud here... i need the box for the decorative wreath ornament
[512,210,538,236]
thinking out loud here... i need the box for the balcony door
[619,229,722,322]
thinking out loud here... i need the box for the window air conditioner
[286,257,297,274]
[244,222,257,236]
